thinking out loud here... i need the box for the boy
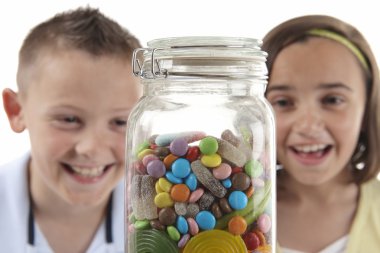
[1,7,142,253]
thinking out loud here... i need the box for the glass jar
[125,37,276,253]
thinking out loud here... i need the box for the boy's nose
[75,128,109,156]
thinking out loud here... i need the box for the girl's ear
[2,88,26,133]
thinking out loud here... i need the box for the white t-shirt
[0,152,125,253]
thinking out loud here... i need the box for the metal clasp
[132,48,167,79]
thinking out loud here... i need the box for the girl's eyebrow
[266,84,294,94]
[318,82,353,91]
[266,82,353,94]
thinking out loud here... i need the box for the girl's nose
[292,109,325,139]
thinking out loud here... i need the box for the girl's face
[20,49,142,206]
[266,37,366,185]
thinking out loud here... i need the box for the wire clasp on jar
[132,48,168,79]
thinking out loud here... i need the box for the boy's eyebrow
[318,82,353,91]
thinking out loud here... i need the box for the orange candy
[170,184,190,202]
[228,215,247,235]
[163,154,178,169]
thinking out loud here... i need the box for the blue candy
[228,191,248,210]
[172,158,191,178]
[185,173,197,191]
[195,211,216,230]
[165,171,183,184]
[176,216,189,234]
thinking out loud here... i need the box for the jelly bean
[257,213,272,233]
[165,171,183,184]
[170,184,190,202]
[222,178,232,188]
[231,166,243,174]
[163,154,178,169]
[199,136,218,155]
[134,220,150,230]
[211,202,223,219]
[188,188,204,203]
[154,192,174,208]
[186,217,199,236]
[158,177,173,192]
[212,163,232,180]
[228,191,248,210]
[186,203,200,218]
[150,219,165,230]
[154,146,170,158]
[231,172,251,191]
[132,160,146,174]
[159,207,177,226]
[228,215,247,235]
[147,160,166,178]
[176,216,189,234]
[199,191,215,210]
[242,231,260,250]
[201,153,222,168]
[142,153,159,167]
[244,159,264,178]
[185,146,200,162]
[184,173,197,191]
[178,234,190,248]
[170,137,189,156]
[245,185,255,198]
[174,202,187,216]
[195,211,216,230]
[171,158,191,178]
[167,225,181,241]
[219,197,232,214]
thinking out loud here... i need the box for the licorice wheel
[129,229,178,253]
[183,230,247,253]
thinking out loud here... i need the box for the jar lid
[133,36,268,79]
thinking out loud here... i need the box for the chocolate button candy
[231,172,251,191]
[159,207,177,226]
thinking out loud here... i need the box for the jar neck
[142,79,266,96]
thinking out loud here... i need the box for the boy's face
[15,49,142,205]
[266,37,366,185]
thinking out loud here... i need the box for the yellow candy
[155,181,164,193]
[137,149,155,160]
[201,153,222,168]
[154,192,174,208]
[183,230,247,253]
[158,178,173,192]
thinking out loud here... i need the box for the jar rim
[147,36,262,49]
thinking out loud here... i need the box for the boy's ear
[2,88,26,133]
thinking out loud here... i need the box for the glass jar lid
[133,36,268,80]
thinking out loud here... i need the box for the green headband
[307,28,369,71]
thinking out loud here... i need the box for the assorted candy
[127,130,272,252]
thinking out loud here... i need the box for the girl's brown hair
[262,15,380,183]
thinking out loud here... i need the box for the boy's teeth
[294,144,327,153]
[71,166,104,177]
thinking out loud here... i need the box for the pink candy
[257,213,271,233]
[212,163,232,180]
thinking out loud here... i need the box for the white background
[1,0,379,166]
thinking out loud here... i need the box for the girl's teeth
[71,166,104,177]
[295,144,327,153]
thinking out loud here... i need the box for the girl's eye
[271,97,293,108]
[322,95,344,105]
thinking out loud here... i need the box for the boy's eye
[63,116,79,123]
[114,119,127,126]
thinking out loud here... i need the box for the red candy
[185,146,200,162]
[242,232,260,250]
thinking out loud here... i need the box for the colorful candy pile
[127,130,272,253]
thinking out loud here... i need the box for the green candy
[199,136,219,155]
[128,229,178,253]
[244,159,264,178]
